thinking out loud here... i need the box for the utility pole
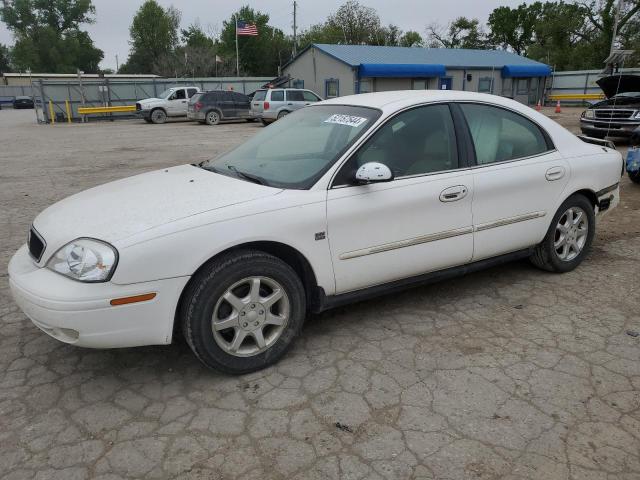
[609,0,624,59]
[115,54,119,73]
[292,1,298,58]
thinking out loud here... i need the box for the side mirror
[354,162,394,184]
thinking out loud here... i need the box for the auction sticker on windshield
[324,114,368,127]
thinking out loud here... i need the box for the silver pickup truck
[136,86,200,124]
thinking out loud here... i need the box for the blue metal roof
[313,44,550,71]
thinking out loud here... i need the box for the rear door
[219,92,236,118]
[455,102,570,261]
[285,89,306,111]
[269,89,285,113]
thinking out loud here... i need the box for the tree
[428,17,489,49]
[120,0,180,74]
[488,2,543,55]
[325,0,382,44]
[0,0,103,72]
[219,6,292,76]
[400,31,423,48]
[0,43,11,72]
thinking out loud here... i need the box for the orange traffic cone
[535,100,542,111]
[555,100,561,114]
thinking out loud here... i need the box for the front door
[232,92,250,118]
[455,102,570,260]
[327,104,474,293]
[167,88,188,116]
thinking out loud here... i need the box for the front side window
[270,90,284,101]
[459,103,551,165]
[334,104,458,185]
[172,89,186,100]
[302,91,320,102]
[201,105,380,189]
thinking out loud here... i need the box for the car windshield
[253,90,267,101]
[158,89,174,99]
[201,105,380,189]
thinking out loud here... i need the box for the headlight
[47,238,118,282]
[584,109,595,119]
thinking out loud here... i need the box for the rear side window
[187,88,198,98]
[253,90,267,101]
[233,92,248,102]
[191,93,203,103]
[270,90,284,102]
[459,103,551,165]
[286,90,305,101]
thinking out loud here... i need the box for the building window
[478,77,493,93]
[412,79,427,90]
[359,79,372,93]
[517,78,529,95]
[325,78,339,98]
[292,79,304,89]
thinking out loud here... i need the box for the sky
[0,0,536,71]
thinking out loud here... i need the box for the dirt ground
[0,106,639,480]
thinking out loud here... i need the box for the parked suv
[136,86,200,124]
[251,88,322,125]
[187,91,251,125]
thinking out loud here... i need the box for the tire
[629,171,640,184]
[260,118,269,126]
[150,108,167,124]
[143,118,153,124]
[277,110,289,120]
[205,110,220,126]
[180,250,306,374]
[530,194,595,273]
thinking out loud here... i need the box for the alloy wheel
[554,206,589,262]
[211,276,290,357]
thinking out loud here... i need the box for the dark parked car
[13,96,35,109]
[581,74,640,138]
[187,91,251,125]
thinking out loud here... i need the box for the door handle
[440,185,468,202]
[545,166,565,181]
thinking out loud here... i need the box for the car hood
[33,164,281,251]
[137,98,164,107]
[596,75,640,98]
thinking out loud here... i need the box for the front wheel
[150,109,167,124]
[180,250,306,374]
[530,194,595,273]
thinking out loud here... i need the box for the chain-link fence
[33,76,272,123]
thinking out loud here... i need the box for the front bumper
[137,109,152,120]
[187,111,205,120]
[8,245,189,348]
[580,118,640,137]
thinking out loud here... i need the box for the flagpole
[235,14,240,76]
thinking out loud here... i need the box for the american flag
[236,20,258,36]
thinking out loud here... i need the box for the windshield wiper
[227,165,268,186]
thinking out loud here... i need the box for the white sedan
[9,91,622,374]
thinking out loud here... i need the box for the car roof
[319,90,525,113]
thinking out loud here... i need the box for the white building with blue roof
[282,44,552,105]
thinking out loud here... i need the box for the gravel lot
[1,107,639,480]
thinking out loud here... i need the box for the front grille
[594,109,635,120]
[28,226,46,262]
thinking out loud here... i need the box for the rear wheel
[277,110,289,120]
[150,109,167,124]
[530,194,595,273]
[180,250,306,374]
[260,118,269,126]
[205,110,220,125]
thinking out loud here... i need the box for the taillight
[194,102,202,111]
[264,101,270,110]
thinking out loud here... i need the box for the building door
[439,77,453,90]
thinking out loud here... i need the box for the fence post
[38,80,48,124]
[65,100,72,123]
[49,100,55,125]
